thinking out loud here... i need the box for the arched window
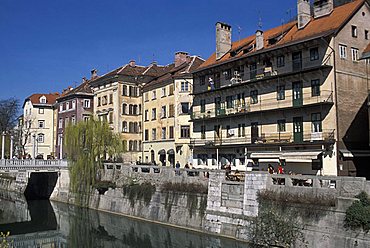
[133,122,138,133]
[122,103,127,115]
[122,85,128,96]
[129,122,134,133]
[129,141,133,151]
[122,121,127,132]
[133,105,138,115]
[133,140,138,151]
[129,104,133,115]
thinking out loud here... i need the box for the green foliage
[64,118,123,207]
[93,181,116,195]
[250,206,306,248]
[122,182,156,207]
[345,191,370,232]
[161,182,208,194]
[0,231,12,248]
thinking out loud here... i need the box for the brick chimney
[175,51,189,67]
[129,60,136,67]
[91,69,98,79]
[298,0,311,29]
[216,22,232,60]
[255,30,264,50]
[313,0,333,18]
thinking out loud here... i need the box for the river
[0,190,249,248]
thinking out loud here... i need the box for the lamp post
[10,135,13,159]
[32,134,36,159]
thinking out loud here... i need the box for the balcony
[191,91,333,120]
[191,129,335,147]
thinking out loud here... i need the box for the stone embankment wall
[51,164,209,231]
[0,172,28,193]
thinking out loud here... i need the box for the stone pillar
[243,172,270,217]
[59,134,63,160]
[10,135,13,159]
[1,132,5,159]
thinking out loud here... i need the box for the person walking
[175,161,181,175]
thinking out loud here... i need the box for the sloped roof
[199,0,365,70]
[24,93,60,107]
[57,79,94,101]
[362,43,370,59]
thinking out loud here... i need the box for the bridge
[0,159,68,173]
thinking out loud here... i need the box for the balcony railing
[192,91,333,120]
[191,129,335,146]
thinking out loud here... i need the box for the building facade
[191,0,370,176]
[55,73,96,159]
[142,52,204,166]
[22,93,59,159]
[90,61,170,162]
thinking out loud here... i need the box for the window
[180,125,190,138]
[97,97,101,106]
[365,30,369,40]
[169,84,174,95]
[152,128,157,140]
[277,85,285,100]
[339,44,347,59]
[181,102,190,114]
[122,85,128,96]
[224,69,232,80]
[71,116,76,124]
[161,127,166,139]
[277,119,286,132]
[181,81,189,92]
[238,124,245,137]
[201,125,206,139]
[161,87,166,97]
[152,90,156,100]
[226,125,234,137]
[234,65,245,78]
[83,116,90,122]
[84,99,91,108]
[144,92,149,102]
[310,47,319,61]
[144,110,149,121]
[66,102,70,110]
[169,104,175,117]
[226,96,234,108]
[109,94,113,104]
[144,129,149,141]
[38,120,45,128]
[169,126,174,139]
[122,103,127,115]
[351,47,359,61]
[72,100,76,109]
[277,55,285,67]
[311,113,322,132]
[250,63,257,79]
[102,95,107,105]
[59,118,63,128]
[200,76,206,85]
[37,133,44,143]
[161,106,167,118]
[122,121,127,132]
[250,90,258,104]
[311,79,320,96]
[38,108,44,114]
[352,25,357,38]
[152,108,156,120]
[200,99,206,113]
[109,112,113,124]
[39,96,46,103]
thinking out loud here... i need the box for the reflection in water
[0,191,249,248]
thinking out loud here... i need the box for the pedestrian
[278,164,284,174]
[175,161,181,175]
[267,164,274,174]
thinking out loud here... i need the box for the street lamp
[32,133,36,159]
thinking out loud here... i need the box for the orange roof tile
[24,93,60,107]
[199,0,364,69]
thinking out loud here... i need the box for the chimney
[255,30,264,50]
[216,22,232,60]
[129,60,136,67]
[175,51,189,67]
[313,0,333,18]
[91,69,98,79]
[298,0,311,29]
[82,77,87,83]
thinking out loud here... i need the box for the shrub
[93,181,116,195]
[122,182,156,207]
[345,191,370,232]
[161,182,208,194]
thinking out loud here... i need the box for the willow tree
[64,119,123,206]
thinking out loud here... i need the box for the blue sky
[0,0,297,102]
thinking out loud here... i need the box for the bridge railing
[0,159,68,170]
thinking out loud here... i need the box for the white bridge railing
[0,159,68,172]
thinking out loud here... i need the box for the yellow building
[142,52,204,166]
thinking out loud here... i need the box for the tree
[0,98,19,133]
[64,118,123,206]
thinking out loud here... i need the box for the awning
[339,149,354,158]
[250,152,281,159]
[280,151,322,162]
[158,149,166,155]
[167,149,175,155]
[339,149,370,158]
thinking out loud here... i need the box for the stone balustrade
[0,159,68,172]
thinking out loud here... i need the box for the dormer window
[39,96,46,104]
